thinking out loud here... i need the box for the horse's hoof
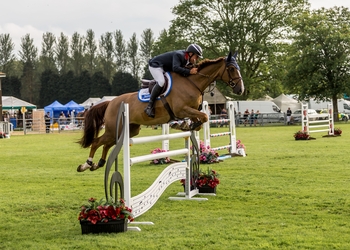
[190,121,202,131]
[77,162,92,172]
[170,123,180,130]
[89,164,102,171]
[77,165,86,172]
[180,122,190,131]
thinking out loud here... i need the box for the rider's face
[189,53,199,64]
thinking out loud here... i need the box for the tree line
[0,29,153,107]
[1,0,350,117]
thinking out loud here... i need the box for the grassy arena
[1,124,350,249]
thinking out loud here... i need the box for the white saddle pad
[138,72,173,102]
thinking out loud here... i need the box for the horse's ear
[233,51,238,59]
[227,51,232,62]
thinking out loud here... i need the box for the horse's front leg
[177,107,208,131]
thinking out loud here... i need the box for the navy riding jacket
[149,50,191,77]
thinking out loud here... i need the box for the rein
[186,72,214,95]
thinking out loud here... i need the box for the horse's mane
[196,57,225,71]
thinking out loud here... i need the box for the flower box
[78,197,134,234]
[182,185,216,194]
[198,185,216,194]
[80,219,127,234]
[334,128,342,136]
[294,131,310,140]
[181,168,220,193]
[295,137,309,140]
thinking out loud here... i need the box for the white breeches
[149,66,166,87]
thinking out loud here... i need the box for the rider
[144,43,203,118]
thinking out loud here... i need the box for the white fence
[302,103,334,135]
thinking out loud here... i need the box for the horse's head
[223,51,244,95]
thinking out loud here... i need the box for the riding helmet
[186,44,203,58]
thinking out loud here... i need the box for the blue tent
[44,101,68,118]
[64,100,85,113]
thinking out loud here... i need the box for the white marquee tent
[79,97,101,109]
[272,94,301,112]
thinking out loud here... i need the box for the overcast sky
[1,0,350,53]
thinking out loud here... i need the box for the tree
[139,29,155,80]
[73,70,92,103]
[168,0,309,99]
[285,7,350,120]
[151,29,183,56]
[0,34,16,76]
[114,30,128,73]
[70,32,85,76]
[89,71,111,97]
[2,76,21,97]
[84,29,98,74]
[127,33,141,81]
[39,69,60,107]
[99,32,115,83]
[40,32,57,72]
[56,32,70,74]
[18,34,39,103]
[57,70,75,104]
[111,71,139,95]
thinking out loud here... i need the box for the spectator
[66,111,71,124]
[59,111,66,125]
[286,107,292,125]
[254,110,260,126]
[220,108,228,118]
[250,109,255,126]
[243,109,250,126]
[220,108,228,127]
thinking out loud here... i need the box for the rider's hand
[190,68,198,75]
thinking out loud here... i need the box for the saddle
[140,73,169,94]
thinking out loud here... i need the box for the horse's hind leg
[77,137,104,172]
[89,142,114,171]
[90,124,140,171]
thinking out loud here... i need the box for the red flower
[87,210,100,224]
[78,197,134,224]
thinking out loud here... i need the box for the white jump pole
[202,101,238,155]
[162,123,169,151]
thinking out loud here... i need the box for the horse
[77,51,244,172]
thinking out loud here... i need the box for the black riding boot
[144,83,163,118]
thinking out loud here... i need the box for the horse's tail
[78,101,110,148]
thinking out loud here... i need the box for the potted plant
[180,168,220,193]
[198,141,220,164]
[150,148,171,164]
[334,128,342,136]
[293,130,309,140]
[0,132,8,139]
[78,197,134,234]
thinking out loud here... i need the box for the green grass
[1,124,350,249]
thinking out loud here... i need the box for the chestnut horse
[77,51,244,172]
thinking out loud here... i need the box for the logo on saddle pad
[138,72,173,102]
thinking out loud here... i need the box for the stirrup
[145,106,155,118]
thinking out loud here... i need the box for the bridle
[221,61,242,89]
